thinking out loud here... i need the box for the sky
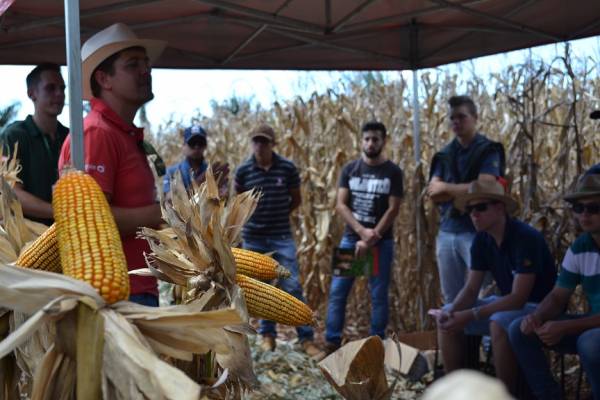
[0,35,598,132]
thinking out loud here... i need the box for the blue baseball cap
[183,125,207,144]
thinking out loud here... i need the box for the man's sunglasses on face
[571,202,600,215]
[465,201,498,214]
[187,138,206,148]
[252,136,271,145]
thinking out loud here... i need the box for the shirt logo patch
[522,258,532,267]
[276,177,284,186]
[85,164,106,174]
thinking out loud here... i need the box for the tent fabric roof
[1,0,599,70]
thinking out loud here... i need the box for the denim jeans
[129,293,159,307]
[325,235,394,346]
[243,235,314,342]
[508,315,600,400]
[435,230,476,304]
[443,296,538,335]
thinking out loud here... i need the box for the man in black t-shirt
[323,121,403,354]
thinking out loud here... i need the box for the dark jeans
[325,235,394,345]
[243,235,314,342]
[129,293,159,307]
[508,315,600,400]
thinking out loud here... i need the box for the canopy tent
[1,0,599,70]
[2,0,600,166]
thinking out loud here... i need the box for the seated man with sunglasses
[435,179,556,396]
[508,174,600,400]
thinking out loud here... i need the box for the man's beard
[363,148,382,159]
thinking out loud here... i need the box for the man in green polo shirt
[1,63,68,225]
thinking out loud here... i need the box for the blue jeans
[243,235,314,342]
[443,296,538,335]
[325,236,394,345]
[129,293,159,307]
[508,315,600,400]
[436,230,475,304]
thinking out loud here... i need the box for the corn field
[151,52,600,339]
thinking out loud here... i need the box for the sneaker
[260,335,276,352]
[301,340,327,361]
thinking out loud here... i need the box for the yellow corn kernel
[232,247,291,281]
[53,171,129,304]
[236,274,313,326]
[16,223,61,273]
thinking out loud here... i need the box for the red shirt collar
[90,98,145,142]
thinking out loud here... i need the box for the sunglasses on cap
[138,140,166,177]
[571,202,600,215]
[465,201,499,214]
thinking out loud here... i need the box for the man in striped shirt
[509,174,600,399]
[234,123,322,359]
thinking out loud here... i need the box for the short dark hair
[26,63,61,91]
[361,121,387,139]
[90,46,145,98]
[448,95,477,117]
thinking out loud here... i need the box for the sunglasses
[252,136,272,144]
[571,202,600,215]
[187,138,206,148]
[138,140,166,177]
[465,201,498,214]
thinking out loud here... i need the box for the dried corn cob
[232,248,291,281]
[16,223,61,272]
[53,171,129,304]
[236,274,313,326]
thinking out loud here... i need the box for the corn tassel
[53,171,129,304]
[16,223,61,273]
[232,247,291,281]
[236,274,313,326]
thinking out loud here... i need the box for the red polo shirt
[59,98,158,297]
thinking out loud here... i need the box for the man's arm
[447,270,485,312]
[474,272,535,319]
[373,195,401,237]
[104,193,162,236]
[13,183,54,220]
[289,187,301,211]
[428,173,496,203]
[336,187,378,244]
[520,286,572,335]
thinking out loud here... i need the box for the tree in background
[0,102,20,130]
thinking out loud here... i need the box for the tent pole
[412,69,420,163]
[64,0,85,171]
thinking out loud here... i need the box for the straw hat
[81,23,167,100]
[564,174,600,202]
[454,179,518,214]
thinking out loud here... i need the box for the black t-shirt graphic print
[339,159,403,240]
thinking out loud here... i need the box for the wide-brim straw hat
[81,23,167,100]
[564,174,600,202]
[454,179,519,214]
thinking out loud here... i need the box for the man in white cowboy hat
[58,23,166,306]
[435,178,556,396]
[509,174,600,400]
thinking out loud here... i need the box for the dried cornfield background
[151,52,600,339]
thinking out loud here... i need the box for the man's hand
[193,162,230,197]
[427,180,453,203]
[358,227,381,246]
[355,240,369,259]
[520,313,542,335]
[535,321,566,346]
[439,310,472,333]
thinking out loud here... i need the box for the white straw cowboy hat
[454,179,519,214]
[564,174,600,202]
[81,23,167,100]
